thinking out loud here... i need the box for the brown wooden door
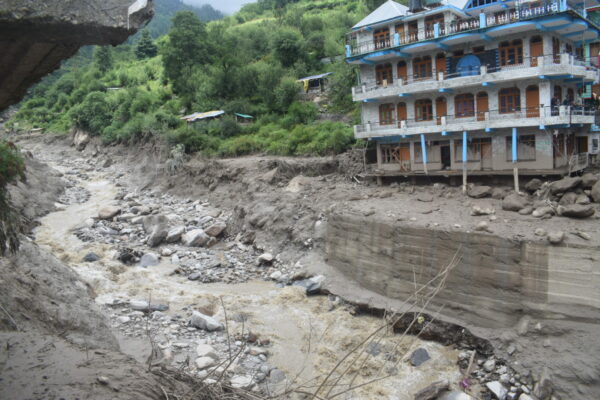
[480,141,492,170]
[553,37,560,64]
[397,62,407,83]
[476,92,488,121]
[530,37,543,66]
[436,54,446,80]
[526,85,539,117]
[397,103,407,125]
[435,97,446,125]
[395,24,405,44]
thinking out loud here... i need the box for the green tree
[328,61,358,112]
[161,11,211,102]
[93,46,113,74]
[270,28,303,68]
[135,30,158,59]
[69,91,112,136]
[0,141,25,255]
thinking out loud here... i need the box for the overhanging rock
[0,0,154,110]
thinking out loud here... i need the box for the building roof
[235,113,253,119]
[444,0,469,10]
[181,110,225,122]
[352,0,409,29]
[298,72,333,82]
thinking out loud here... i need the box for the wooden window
[567,88,574,103]
[476,92,488,121]
[415,99,433,121]
[499,39,523,66]
[552,37,560,63]
[576,136,588,153]
[395,24,405,44]
[530,36,543,66]
[499,87,520,113]
[554,85,562,101]
[414,141,441,163]
[397,102,407,121]
[506,134,536,161]
[425,14,444,37]
[413,56,432,80]
[454,93,475,117]
[408,22,418,42]
[375,63,393,85]
[454,138,490,162]
[374,28,390,50]
[379,103,395,125]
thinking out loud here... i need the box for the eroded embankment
[325,212,600,398]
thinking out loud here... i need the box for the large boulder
[190,311,223,331]
[182,229,209,247]
[525,178,543,193]
[142,215,169,247]
[558,192,577,206]
[549,176,581,195]
[557,204,595,218]
[204,221,226,237]
[581,173,599,188]
[467,185,492,198]
[592,180,600,203]
[502,193,529,211]
[165,226,185,243]
[98,206,121,220]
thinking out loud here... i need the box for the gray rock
[518,395,534,400]
[268,369,286,384]
[166,226,185,243]
[484,358,496,372]
[142,215,169,247]
[468,185,492,198]
[575,194,590,205]
[558,192,577,206]
[190,311,223,331]
[98,206,120,220]
[140,252,160,267]
[257,253,274,264]
[130,300,168,312]
[557,204,595,218]
[474,221,492,232]
[205,221,226,237]
[549,176,581,195]
[518,206,533,215]
[486,381,508,400]
[148,228,167,247]
[410,348,430,367]
[414,380,449,400]
[182,229,209,247]
[83,252,100,262]
[196,344,219,359]
[547,231,565,245]
[292,275,325,296]
[471,205,495,216]
[195,356,216,370]
[525,178,543,192]
[532,206,554,218]
[230,375,253,389]
[502,193,529,211]
[534,228,547,237]
[188,272,202,281]
[438,391,475,400]
[533,367,553,400]
[581,172,598,188]
[492,187,507,200]
[593,180,600,203]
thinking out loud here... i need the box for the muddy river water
[32,155,462,399]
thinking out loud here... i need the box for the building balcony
[354,106,597,139]
[353,54,598,102]
[346,1,596,61]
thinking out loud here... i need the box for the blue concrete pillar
[345,45,351,57]
[420,134,428,164]
[394,33,401,46]
[434,23,440,38]
[462,131,467,163]
[512,127,518,162]
[479,13,486,28]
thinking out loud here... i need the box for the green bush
[69,91,112,136]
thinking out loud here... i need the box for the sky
[183,0,257,15]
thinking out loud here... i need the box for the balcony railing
[353,53,598,96]
[347,0,568,58]
[355,106,597,135]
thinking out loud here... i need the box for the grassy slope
[9,0,378,157]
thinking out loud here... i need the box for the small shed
[235,113,254,124]
[180,110,225,123]
[298,72,332,93]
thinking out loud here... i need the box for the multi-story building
[346,0,600,179]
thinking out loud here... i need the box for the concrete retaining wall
[325,213,600,328]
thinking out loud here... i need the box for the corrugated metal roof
[180,110,225,122]
[235,113,254,119]
[352,0,409,29]
[298,72,332,82]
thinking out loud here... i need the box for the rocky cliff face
[0,0,154,110]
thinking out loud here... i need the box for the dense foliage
[9,0,375,156]
[0,142,26,255]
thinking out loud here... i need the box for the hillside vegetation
[9,0,388,156]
